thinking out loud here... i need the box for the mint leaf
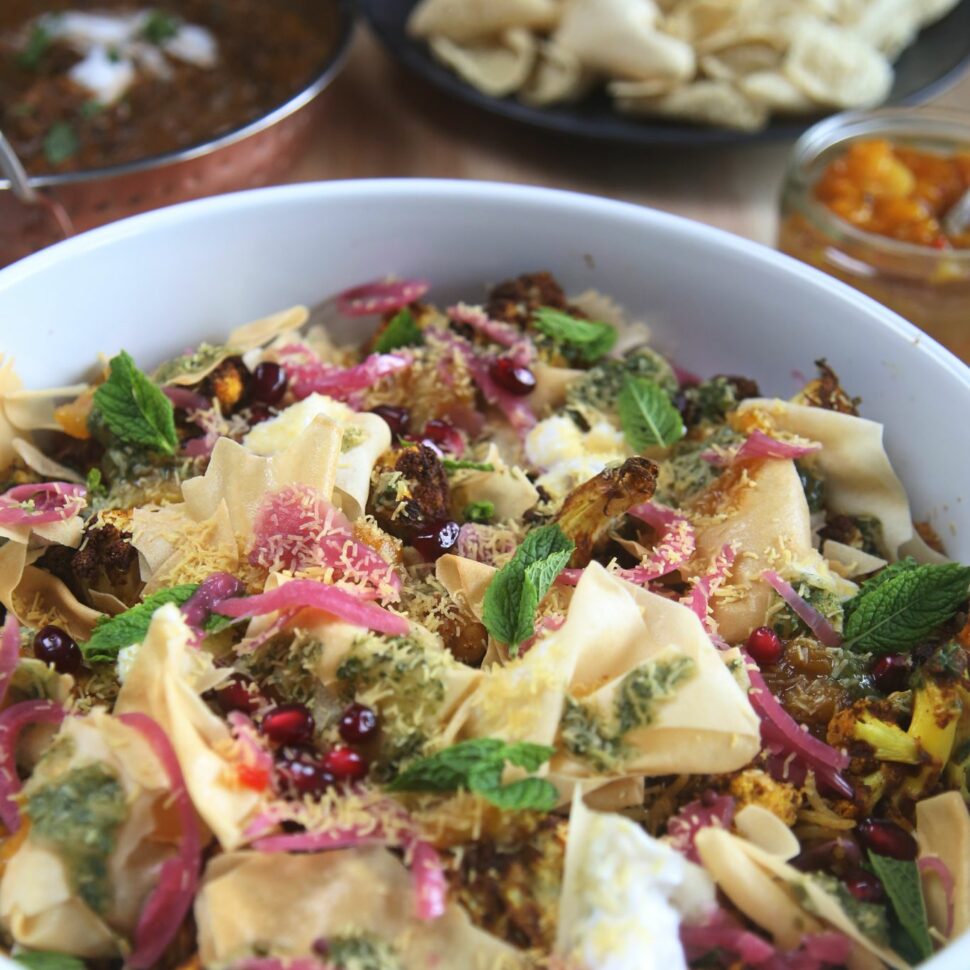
[43,122,78,167]
[442,459,494,473]
[373,309,424,353]
[482,524,574,652]
[532,307,617,364]
[617,375,685,450]
[85,467,106,499]
[81,584,199,662]
[844,561,970,654]
[867,852,934,961]
[463,500,494,523]
[387,738,557,811]
[92,351,178,455]
[141,9,180,45]
[14,952,86,970]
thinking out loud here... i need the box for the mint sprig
[867,852,934,962]
[373,308,424,354]
[482,524,574,653]
[387,738,557,811]
[617,375,684,451]
[82,584,200,662]
[92,351,178,455]
[843,559,970,654]
[532,307,617,365]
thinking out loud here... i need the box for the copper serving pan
[0,0,355,268]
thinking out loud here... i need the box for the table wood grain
[289,29,970,248]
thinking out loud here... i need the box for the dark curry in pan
[0,1,340,177]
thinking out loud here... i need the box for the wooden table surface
[290,28,970,249]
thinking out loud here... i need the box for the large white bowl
[0,180,967,968]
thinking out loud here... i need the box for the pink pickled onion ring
[0,482,86,526]
[253,827,388,853]
[627,502,697,581]
[682,544,736,633]
[214,579,408,636]
[0,699,65,831]
[447,304,534,365]
[182,572,243,630]
[411,840,447,921]
[802,932,853,966]
[762,570,842,648]
[680,909,776,965]
[919,855,954,937]
[336,278,430,317]
[736,429,822,463]
[0,615,21,709]
[746,656,853,799]
[162,386,210,411]
[280,348,411,403]
[665,793,735,863]
[118,711,201,970]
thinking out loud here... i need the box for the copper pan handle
[0,128,75,241]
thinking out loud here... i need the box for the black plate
[362,0,970,147]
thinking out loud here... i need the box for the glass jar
[778,109,970,361]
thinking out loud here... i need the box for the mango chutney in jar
[778,110,970,361]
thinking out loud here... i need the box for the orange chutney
[813,139,970,249]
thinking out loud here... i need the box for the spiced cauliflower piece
[728,768,801,826]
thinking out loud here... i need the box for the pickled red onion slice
[918,855,954,937]
[181,571,243,629]
[411,840,447,921]
[627,502,697,581]
[464,351,537,435]
[162,385,210,411]
[682,544,736,633]
[680,909,775,965]
[0,699,65,831]
[280,346,410,403]
[253,827,388,853]
[735,429,822,462]
[214,579,408,636]
[447,303,533,364]
[0,615,20,710]
[336,278,430,317]
[665,793,735,863]
[0,482,86,526]
[118,711,201,970]
[761,569,842,648]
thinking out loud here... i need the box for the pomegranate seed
[323,745,368,781]
[275,750,336,798]
[214,674,262,715]
[339,703,379,744]
[370,405,410,440]
[261,703,315,746]
[411,519,460,561]
[746,626,784,665]
[312,939,330,958]
[247,403,274,425]
[857,818,918,861]
[250,362,288,405]
[422,419,462,454]
[489,357,536,396]
[871,654,910,695]
[843,868,886,903]
[33,625,82,675]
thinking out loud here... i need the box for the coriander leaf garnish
[92,351,178,455]
[85,467,107,499]
[843,559,970,654]
[81,584,199,662]
[617,375,685,451]
[43,122,78,167]
[142,9,180,45]
[373,308,424,353]
[532,307,617,365]
[442,459,494,473]
[14,950,86,970]
[482,523,574,653]
[387,738,558,811]
[867,852,934,962]
[463,500,495,524]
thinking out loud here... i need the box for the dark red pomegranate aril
[323,745,368,781]
[275,753,336,798]
[261,703,315,746]
[411,519,460,561]
[746,626,784,666]
[871,654,910,695]
[250,362,288,405]
[489,357,536,396]
[422,419,463,454]
[857,818,918,861]
[370,405,411,440]
[843,868,886,903]
[214,674,262,715]
[338,703,379,744]
[33,625,82,675]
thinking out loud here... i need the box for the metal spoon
[0,126,74,240]
[943,187,970,240]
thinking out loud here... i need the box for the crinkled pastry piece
[619,78,769,131]
[430,28,538,98]
[916,791,970,939]
[408,0,560,43]
[114,604,261,849]
[0,711,172,958]
[449,444,539,523]
[195,847,530,968]
[520,40,592,106]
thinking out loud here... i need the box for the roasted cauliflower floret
[201,356,248,413]
[485,271,575,329]
[728,768,802,826]
[793,358,860,415]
